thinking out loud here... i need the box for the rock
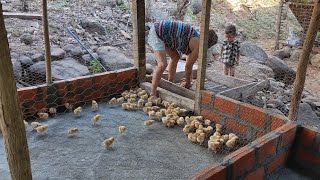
[11,58,22,79]
[97,46,134,70]
[79,19,106,35]
[267,98,287,114]
[237,61,274,80]
[191,0,202,14]
[98,0,117,7]
[19,56,33,68]
[31,53,44,62]
[146,53,157,67]
[28,58,89,81]
[62,44,77,53]
[146,64,154,74]
[266,108,285,116]
[272,46,292,59]
[240,41,268,63]
[82,53,99,63]
[51,48,66,60]
[311,54,320,68]
[71,46,83,57]
[290,49,302,61]
[265,56,296,85]
[29,21,40,29]
[20,33,33,45]
[297,103,319,126]
[302,96,320,110]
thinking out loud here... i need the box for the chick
[117,97,125,104]
[136,88,143,93]
[162,117,168,124]
[148,110,156,117]
[208,141,222,153]
[197,133,205,143]
[161,101,170,108]
[130,94,137,99]
[36,124,48,135]
[24,120,28,130]
[109,98,117,105]
[74,107,82,117]
[183,124,194,134]
[204,119,211,126]
[151,106,160,112]
[216,123,223,132]
[141,94,148,100]
[137,90,147,97]
[121,90,129,97]
[91,114,101,125]
[145,102,153,107]
[68,128,79,137]
[137,99,145,108]
[148,96,156,103]
[185,116,192,124]
[160,109,166,116]
[203,126,213,134]
[144,120,155,126]
[142,106,152,114]
[188,133,197,143]
[194,116,204,121]
[103,137,115,149]
[38,112,49,120]
[122,103,130,111]
[179,109,188,116]
[92,100,99,111]
[129,103,137,111]
[128,98,136,103]
[154,112,162,121]
[213,132,221,137]
[222,134,229,141]
[226,137,238,148]
[118,126,127,134]
[38,108,48,113]
[65,103,73,111]
[49,107,57,116]
[31,122,42,130]
[154,98,162,106]
[177,117,185,126]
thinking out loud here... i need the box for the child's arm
[220,47,224,60]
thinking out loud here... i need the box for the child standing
[220,25,240,77]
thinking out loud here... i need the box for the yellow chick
[222,134,229,141]
[177,117,185,126]
[49,107,57,116]
[36,124,48,135]
[24,120,28,130]
[148,96,156,103]
[122,103,130,111]
[162,117,168,124]
[185,116,192,124]
[137,90,147,97]
[148,110,156,117]
[203,126,213,134]
[183,124,194,134]
[229,133,237,139]
[160,109,166,116]
[65,103,73,111]
[137,99,145,108]
[197,133,205,143]
[151,106,160,112]
[144,120,155,126]
[161,101,170,108]
[38,112,49,120]
[31,122,42,130]
[142,106,152,114]
[108,98,117,105]
[74,107,82,117]
[204,119,211,126]
[121,90,129,97]
[226,137,238,148]
[208,141,222,153]
[145,102,153,107]
[130,94,137,99]
[103,137,115,148]
[154,98,162,106]
[91,114,101,125]
[213,132,221,137]
[141,94,148,100]
[117,97,125,104]
[216,123,223,132]
[128,98,136,103]
[92,100,99,111]
[188,133,197,143]
[129,103,137,111]
[118,126,127,134]
[155,112,162,120]
[68,128,79,137]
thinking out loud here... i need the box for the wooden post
[42,0,52,84]
[274,0,285,50]
[288,0,320,121]
[132,0,146,82]
[194,0,211,115]
[0,3,32,180]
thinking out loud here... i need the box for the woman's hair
[225,25,237,36]
[208,29,218,48]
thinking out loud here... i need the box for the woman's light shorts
[147,25,166,51]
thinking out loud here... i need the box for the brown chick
[36,124,49,135]
[144,120,155,126]
[103,137,115,148]
[68,128,79,137]
[118,126,127,134]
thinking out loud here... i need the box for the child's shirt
[222,40,240,66]
[154,19,200,55]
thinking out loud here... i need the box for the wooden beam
[131,0,146,82]
[42,0,52,84]
[205,71,252,88]
[158,79,195,99]
[0,3,32,180]
[3,12,42,20]
[274,0,285,50]
[194,0,212,114]
[289,0,320,121]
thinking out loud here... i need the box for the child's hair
[225,25,237,36]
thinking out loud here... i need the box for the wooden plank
[0,4,33,179]
[205,71,252,88]
[132,0,146,82]
[158,78,195,100]
[3,12,42,20]
[289,1,320,121]
[241,80,270,101]
[162,69,198,83]
[42,0,52,84]
[274,0,285,50]
[194,0,212,114]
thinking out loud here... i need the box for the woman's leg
[166,48,180,82]
[184,48,199,89]
[151,50,167,97]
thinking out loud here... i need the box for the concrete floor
[0,102,223,180]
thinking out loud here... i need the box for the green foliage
[118,3,129,12]
[89,59,103,74]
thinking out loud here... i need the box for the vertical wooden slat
[194,0,212,115]
[289,0,320,121]
[132,0,146,82]
[274,0,285,50]
[42,0,52,84]
[0,3,33,180]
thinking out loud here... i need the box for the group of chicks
[183,117,240,153]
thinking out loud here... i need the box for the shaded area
[268,166,317,180]
[0,102,224,180]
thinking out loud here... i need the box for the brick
[225,118,248,136]
[191,164,226,180]
[94,71,117,85]
[299,126,317,147]
[255,135,278,163]
[295,147,320,165]
[256,131,265,139]
[18,87,37,100]
[244,167,264,180]
[201,90,214,106]
[267,151,288,174]
[213,95,238,115]
[275,122,297,148]
[228,147,256,179]
[270,114,287,131]
[116,68,137,81]
[239,103,266,128]
[201,109,221,123]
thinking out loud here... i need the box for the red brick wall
[200,90,287,140]
[18,67,137,119]
[192,122,298,180]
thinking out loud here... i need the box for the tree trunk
[0,3,33,180]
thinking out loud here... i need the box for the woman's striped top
[154,19,200,55]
